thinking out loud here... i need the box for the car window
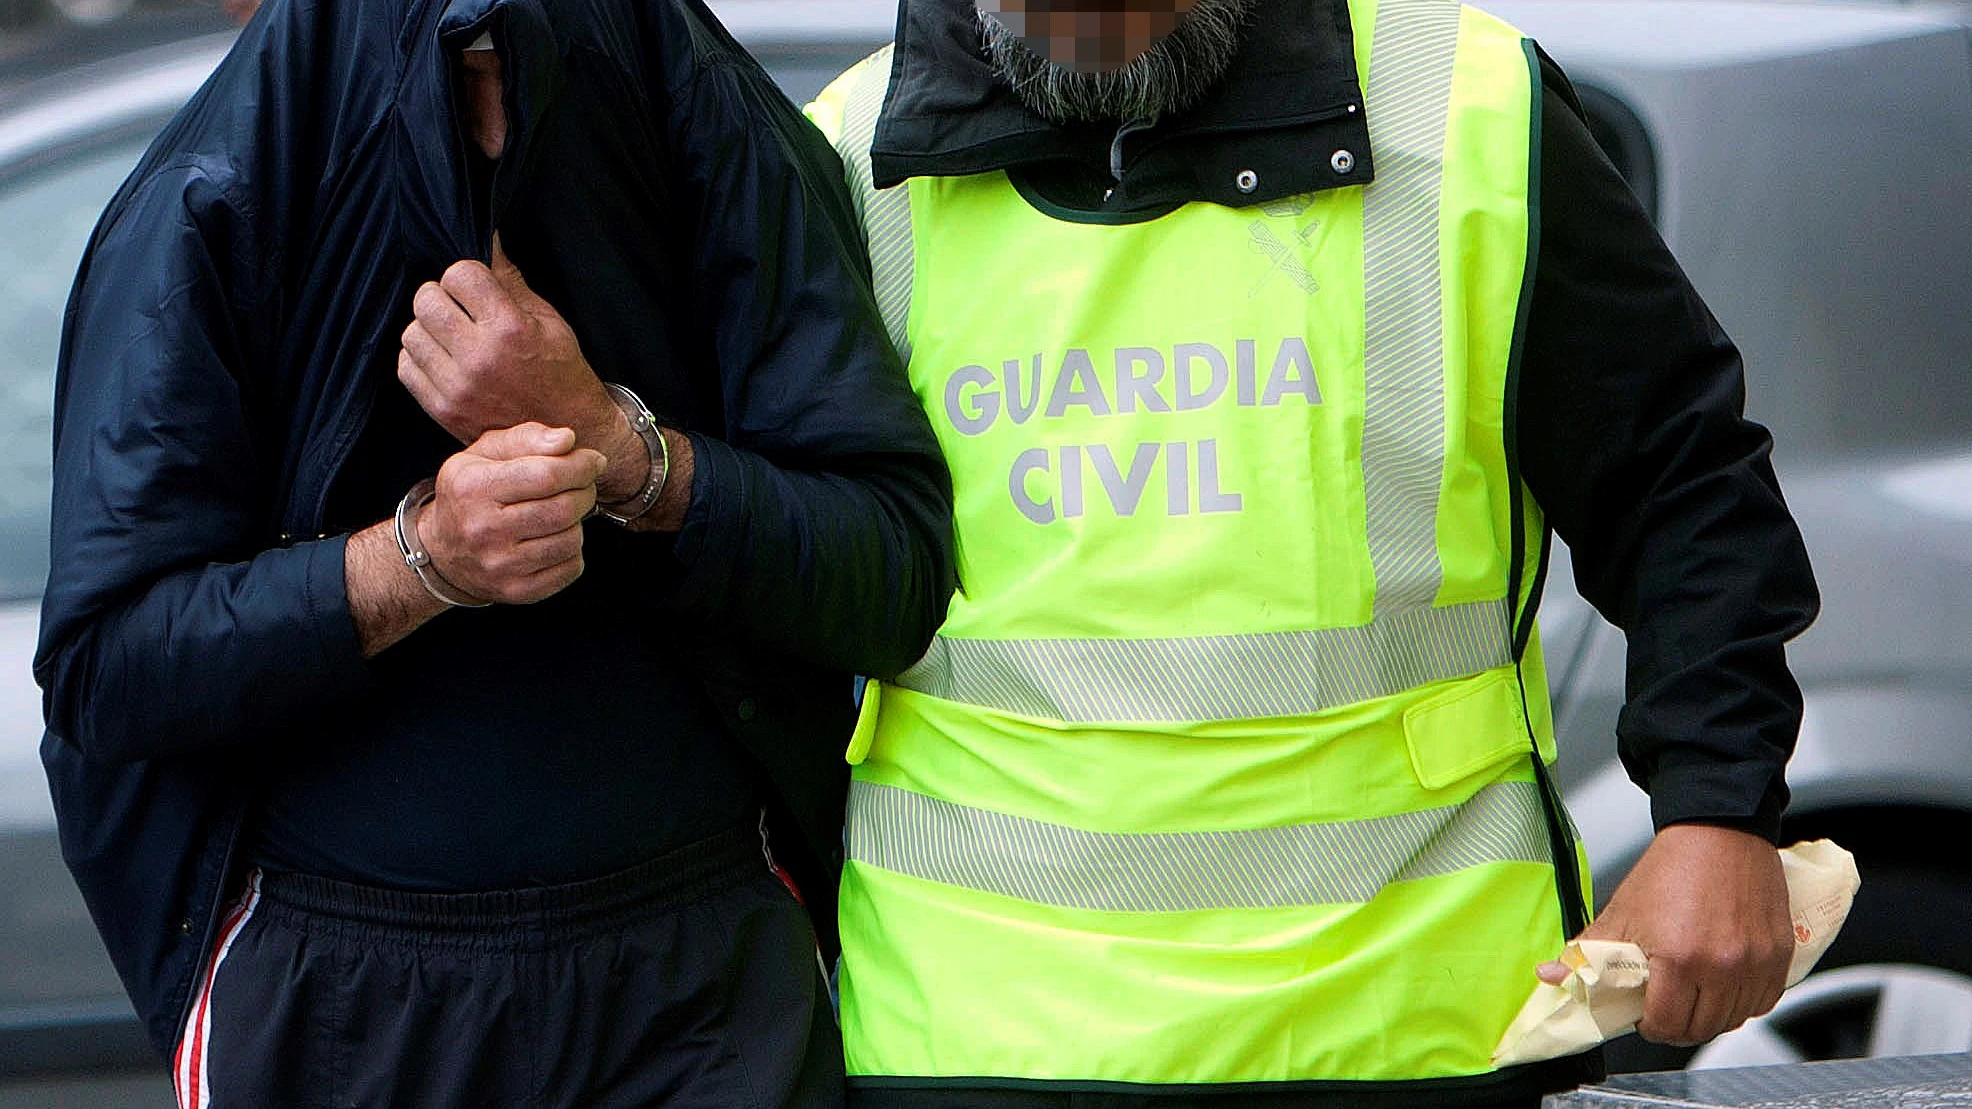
[0,137,151,605]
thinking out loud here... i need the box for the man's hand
[346,423,604,657]
[399,236,648,501]
[1539,823,1792,1046]
[418,423,605,605]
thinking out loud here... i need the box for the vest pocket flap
[1403,669,1530,791]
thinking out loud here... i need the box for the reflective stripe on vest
[1362,0,1460,616]
[849,778,1552,912]
[898,597,1510,724]
[838,52,916,364]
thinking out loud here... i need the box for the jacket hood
[871,0,1377,210]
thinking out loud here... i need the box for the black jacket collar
[870,0,1376,213]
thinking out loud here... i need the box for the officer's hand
[1539,823,1791,1046]
[399,234,618,452]
[417,423,605,605]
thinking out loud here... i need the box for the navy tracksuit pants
[173,823,843,1109]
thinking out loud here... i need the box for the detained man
[37,1,954,1105]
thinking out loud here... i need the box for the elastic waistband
[257,821,764,939]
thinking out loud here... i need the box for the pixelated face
[977,0,1203,73]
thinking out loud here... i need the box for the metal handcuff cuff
[591,381,670,526]
[393,478,489,608]
[391,383,669,608]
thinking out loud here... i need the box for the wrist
[592,383,669,525]
[651,427,693,529]
[592,398,650,503]
[616,426,695,534]
[591,408,646,499]
[396,478,490,608]
[346,520,447,658]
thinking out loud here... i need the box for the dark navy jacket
[35,0,955,1056]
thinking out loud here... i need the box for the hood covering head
[385,0,726,385]
[975,0,1254,123]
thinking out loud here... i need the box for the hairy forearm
[617,427,696,534]
[346,519,449,658]
[577,385,696,534]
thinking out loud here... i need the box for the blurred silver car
[0,32,231,1102]
[0,0,1967,1097]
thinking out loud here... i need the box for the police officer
[805,0,1819,1106]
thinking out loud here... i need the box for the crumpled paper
[1492,839,1861,1066]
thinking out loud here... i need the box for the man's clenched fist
[1538,824,1793,1048]
[398,236,615,442]
[398,235,651,504]
[417,423,605,606]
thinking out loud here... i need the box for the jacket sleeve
[1518,56,1820,843]
[34,163,369,767]
[656,29,957,680]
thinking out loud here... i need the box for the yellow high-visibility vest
[809,0,1590,1087]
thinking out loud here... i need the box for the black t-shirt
[248,376,757,892]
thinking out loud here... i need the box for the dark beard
[977,0,1253,125]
